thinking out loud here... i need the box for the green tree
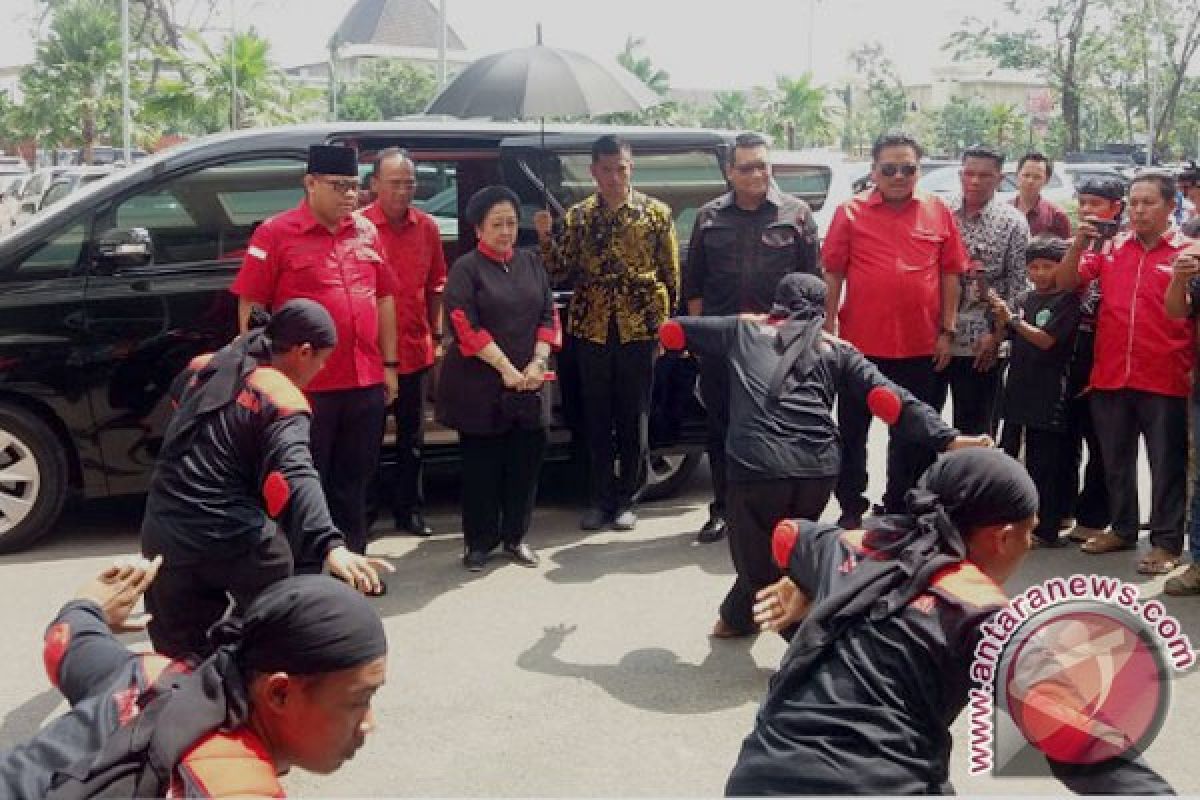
[18,0,123,162]
[338,60,438,121]
[929,94,992,157]
[766,74,833,149]
[948,0,1102,152]
[848,42,910,136]
[617,35,669,96]
[146,29,312,134]
[703,90,760,131]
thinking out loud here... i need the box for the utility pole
[437,0,447,88]
[806,0,817,75]
[230,0,238,129]
[120,0,132,163]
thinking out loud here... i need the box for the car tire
[0,404,68,553]
[639,451,703,503]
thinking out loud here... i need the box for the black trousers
[389,369,427,518]
[934,356,1003,436]
[1090,389,1187,553]
[1064,331,1110,529]
[1001,424,1071,542]
[721,476,834,636]
[700,358,730,518]
[144,532,293,661]
[310,385,387,558]
[575,329,656,512]
[836,355,941,516]
[460,427,547,554]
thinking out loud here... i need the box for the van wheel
[0,405,68,553]
[640,451,702,502]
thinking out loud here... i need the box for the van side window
[525,150,727,245]
[103,158,306,266]
[0,219,89,280]
[773,165,833,212]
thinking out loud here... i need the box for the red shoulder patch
[246,367,310,416]
[43,622,70,689]
[929,561,1007,608]
[176,728,284,798]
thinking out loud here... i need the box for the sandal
[1137,547,1181,576]
[1165,564,1200,596]
[1080,532,1135,554]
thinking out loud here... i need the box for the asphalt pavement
[0,430,1195,796]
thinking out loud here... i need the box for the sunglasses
[317,177,361,194]
[878,163,918,177]
[733,161,770,175]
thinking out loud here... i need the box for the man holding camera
[1058,170,1195,574]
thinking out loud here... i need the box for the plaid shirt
[540,190,679,344]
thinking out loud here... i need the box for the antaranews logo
[967,573,1194,776]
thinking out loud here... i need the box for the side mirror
[95,227,153,271]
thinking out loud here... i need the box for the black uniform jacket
[141,353,343,568]
[677,315,958,481]
[726,521,1175,796]
[0,601,281,798]
[683,187,820,316]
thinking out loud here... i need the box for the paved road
[0,434,1195,796]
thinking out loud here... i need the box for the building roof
[332,0,466,51]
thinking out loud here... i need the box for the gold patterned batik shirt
[539,190,680,345]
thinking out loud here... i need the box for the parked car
[918,161,1076,210]
[37,166,116,211]
[0,154,29,178]
[768,150,871,238]
[16,166,73,222]
[0,120,736,552]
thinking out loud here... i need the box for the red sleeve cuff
[659,319,686,351]
[537,307,563,350]
[772,520,800,569]
[450,309,495,357]
[43,622,70,689]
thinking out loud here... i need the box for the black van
[0,121,734,552]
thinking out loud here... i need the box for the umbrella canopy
[425,42,661,120]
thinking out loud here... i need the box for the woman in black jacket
[437,186,560,571]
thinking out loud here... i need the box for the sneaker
[836,511,862,530]
[695,514,726,543]
[1164,564,1200,596]
[503,542,539,567]
[395,510,433,537]
[612,508,637,531]
[580,508,612,531]
[463,550,489,572]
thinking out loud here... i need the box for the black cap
[1075,176,1126,201]
[307,144,358,177]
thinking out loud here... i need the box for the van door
[83,154,307,494]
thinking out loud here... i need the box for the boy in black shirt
[989,235,1081,547]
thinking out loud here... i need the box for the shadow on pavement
[544,530,732,584]
[516,623,774,714]
[0,688,62,745]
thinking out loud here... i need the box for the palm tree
[706,90,753,130]
[19,0,122,162]
[147,30,311,135]
[617,35,670,96]
[768,74,833,149]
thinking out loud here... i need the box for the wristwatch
[383,360,399,368]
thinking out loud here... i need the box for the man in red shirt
[822,131,967,527]
[1058,170,1195,574]
[363,148,448,537]
[232,144,399,567]
[1012,152,1071,238]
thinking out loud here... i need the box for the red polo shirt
[230,201,398,393]
[1080,228,1195,398]
[822,190,967,358]
[361,202,448,374]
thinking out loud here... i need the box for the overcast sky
[3,0,1012,89]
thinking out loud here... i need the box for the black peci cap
[306,144,358,177]
[1075,175,1126,201]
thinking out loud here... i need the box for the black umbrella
[425,26,662,208]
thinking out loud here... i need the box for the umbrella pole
[541,115,549,211]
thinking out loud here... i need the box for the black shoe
[395,510,433,537]
[503,542,539,567]
[695,514,726,543]
[580,508,612,531]
[463,550,489,571]
[613,508,637,531]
